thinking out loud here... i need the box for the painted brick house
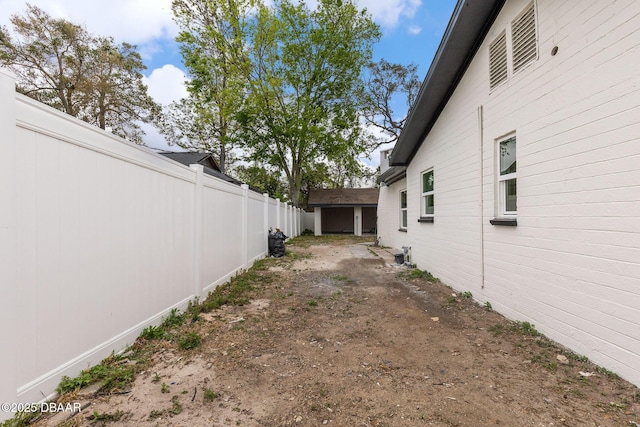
[377,0,640,387]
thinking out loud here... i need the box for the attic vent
[489,31,508,89]
[511,2,537,72]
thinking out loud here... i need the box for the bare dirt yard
[32,236,639,427]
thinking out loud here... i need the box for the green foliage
[233,164,288,200]
[170,396,183,415]
[88,410,128,423]
[178,332,202,350]
[238,0,381,205]
[0,5,159,144]
[596,366,620,379]
[140,325,165,340]
[168,0,255,172]
[399,268,438,282]
[0,408,42,427]
[514,321,540,336]
[161,308,186,329]
[57,353,135,394]
[204,388,220,401]
[199,270,261,312]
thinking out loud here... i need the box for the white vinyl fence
[0,68,301,419]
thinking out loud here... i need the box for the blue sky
[0,0,457,165]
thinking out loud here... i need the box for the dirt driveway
[39,236,639,427]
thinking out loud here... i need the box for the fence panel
[0,69,295,419]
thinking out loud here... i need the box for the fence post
[314,207,322,236]
[263,193,269,255]
[276,198,281,230]
[190,164,204,300]
[296,208,300,236]
[241,184,249,269]
[0,68,17,419]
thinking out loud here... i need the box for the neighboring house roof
[307,188,380,208]
[159,151,244,186]
[390,0,505,166]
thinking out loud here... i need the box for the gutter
[390,0,505,166]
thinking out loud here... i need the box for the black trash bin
[394,253,404,264]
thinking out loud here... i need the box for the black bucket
[394,253,404,264]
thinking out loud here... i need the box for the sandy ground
[35,236,639,427]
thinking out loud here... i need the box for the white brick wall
[391,0,640,387]
[377,181,407,251]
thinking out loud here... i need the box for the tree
[80,38,160,143]
[157,96,239,171]
[240,0,381,206]
[233,163,288,201]
[169,0,255,173]
[0,4,91,116]
[0,4,159,144]
[362,58,420,147]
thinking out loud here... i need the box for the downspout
[478,105,485,289]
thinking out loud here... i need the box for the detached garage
[307,188,379,236]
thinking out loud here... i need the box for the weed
[488,324,505,336]
[0,408,42,427]
[161,308,186,329]
[152,373,161,383]
[332,274,350,282]
[161,382,169,394]
[204,389,219,401]
[399,268,438,282]
[170,396,183,415]
[57,353,135,394]
[462,291,473,299]
[514,321,540,337]
[447,295,459,304]
[565,352,589,363]
[139,325,164,340]
[149,409,163,420]
[88,409,128,423]
[178,332,202,350]
[199,272,258,312]
[596,366,620,380]
[307,299,318,307]
[484,301,493,311]
[569,389,585,398]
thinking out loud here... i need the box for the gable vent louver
[511,2,537,72]
[489,31,508,89]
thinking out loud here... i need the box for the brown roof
[307,188,379,207]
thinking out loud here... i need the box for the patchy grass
[287,235,374,248]
[36,258,275,425]
[86,409,130,423]
[57,352,137,395]
[399,268,439,282]
[204,389,220,401]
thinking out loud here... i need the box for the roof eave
[377,166,407,186]
[390,0,506,166]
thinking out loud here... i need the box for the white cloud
[143,64,188,106]
[358,0,421,29]
[141,64,188,151]
[408,25,422,35]
[0,0,178,45]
